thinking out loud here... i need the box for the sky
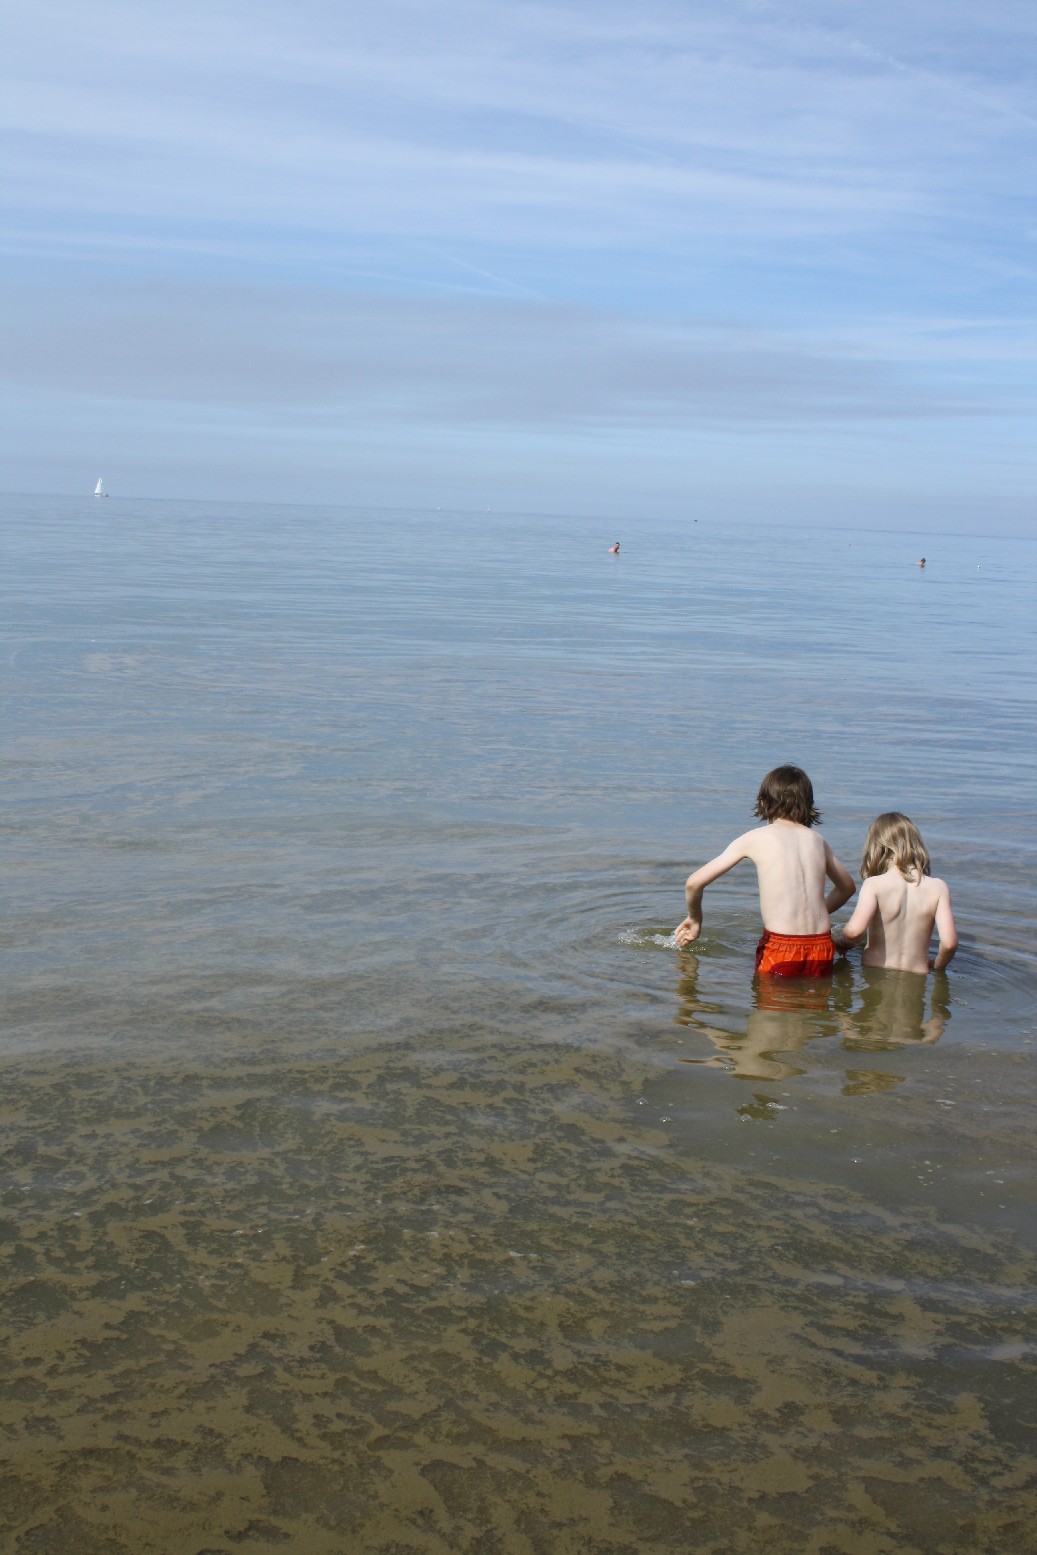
[2,0,1035,528]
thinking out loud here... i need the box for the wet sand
[3,1024,1035,1555]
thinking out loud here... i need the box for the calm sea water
[2,494,1035,1554]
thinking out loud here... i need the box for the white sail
[94,478,106,496]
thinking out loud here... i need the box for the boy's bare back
[745,821,848,934]
[676,818,855,946]
[837,868,956,974]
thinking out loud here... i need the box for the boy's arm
[931,884,958,971]
[824,842,856,914]
[833,879,876,953]
[675,839,750,947]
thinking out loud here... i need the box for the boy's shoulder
[742,820,820,853]
[732,823,772,852]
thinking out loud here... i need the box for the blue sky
[2,0,1034,527]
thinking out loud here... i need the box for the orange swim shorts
[755,929,834,978]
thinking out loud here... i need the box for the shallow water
[2,495,1035,1553]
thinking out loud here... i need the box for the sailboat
[94,477,108,497]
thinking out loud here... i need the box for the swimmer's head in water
[754,765,821,828]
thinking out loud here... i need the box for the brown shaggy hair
[753,765,821,827]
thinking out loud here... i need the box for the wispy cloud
[4,0,1031,261]
[1,0,1034,517]
[5,275,1029,423]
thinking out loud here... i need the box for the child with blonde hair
[834,812,957,974]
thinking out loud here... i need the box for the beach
[2,494,1035,1553]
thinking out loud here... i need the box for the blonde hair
[860,812,931,882]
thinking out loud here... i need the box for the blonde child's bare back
[847,869,954,975]
[835,812,957,975]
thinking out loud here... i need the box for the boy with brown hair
[675,764,856,977]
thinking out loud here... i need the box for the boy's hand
[833,935,851,956]
[675,917,700,948]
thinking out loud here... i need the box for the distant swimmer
[608,542,620,554]
[917,557,926,568]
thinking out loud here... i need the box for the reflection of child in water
[673,951,848,1080]
[674,952,950,1082]
[841,965,951,1049]
[834,813,957,974]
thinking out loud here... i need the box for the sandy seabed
[2,1027,1035,1555]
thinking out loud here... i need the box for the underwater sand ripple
[2,1034,1035,1554]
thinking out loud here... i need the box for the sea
[2,493,1035,1555]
